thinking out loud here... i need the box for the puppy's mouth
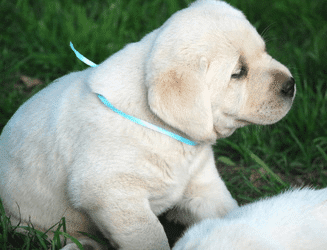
[221,113,253,127]
[235,119,253,126]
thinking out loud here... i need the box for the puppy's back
[173,187,327,250]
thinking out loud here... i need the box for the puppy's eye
[231,66,247,79]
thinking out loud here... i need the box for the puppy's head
[145,0,295,144]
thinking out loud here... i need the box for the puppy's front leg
[167,147,238,226]
[88,197,170,250]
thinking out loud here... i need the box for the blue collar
[70,42,198,146]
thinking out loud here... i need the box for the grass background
[1,0,326,248]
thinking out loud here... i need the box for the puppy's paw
[61,238,107,250]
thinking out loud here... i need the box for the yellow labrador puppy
[0,0,295,249]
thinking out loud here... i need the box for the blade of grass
[316,145,327,162]
[286,126,308,161]
[78,231,108,246]
[244,148,288,187]
[217,156,236,166]
[55,231,84,250]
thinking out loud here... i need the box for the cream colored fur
[0,0,295,249]
[173,187,327,250]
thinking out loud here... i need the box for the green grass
[1,0,326,248]
[0,201,87,249]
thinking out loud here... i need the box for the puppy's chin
[214,126,236,139]
[213,115,254,139]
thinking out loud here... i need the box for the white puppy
[0,0,295,249]
[173,187,327,250]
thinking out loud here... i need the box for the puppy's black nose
[281,77,295,97]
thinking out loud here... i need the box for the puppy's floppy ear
[146,52,217,143]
